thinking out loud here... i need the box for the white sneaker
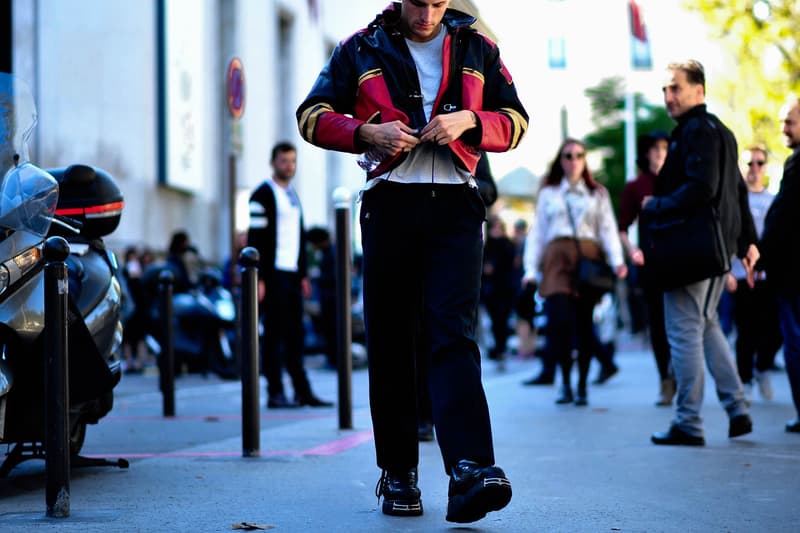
[743,383,753,406]
[755,370,774,401]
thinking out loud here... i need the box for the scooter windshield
[0,73,58,239]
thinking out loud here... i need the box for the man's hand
[258,279,266,303]
[724,272,738,293]
[742,243,760,289]
[630,248,645,266]
[358,121,420,156]
[418,111,477,145]
[616,264,628,279]
[301,277,312,299]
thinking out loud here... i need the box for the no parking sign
[227,57,245,119]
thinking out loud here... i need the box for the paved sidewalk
[0,340,798,532]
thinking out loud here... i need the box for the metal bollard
[159,270,175,417]
[333,188,353,430]
[44,236,71,518]
[238,247,260,457]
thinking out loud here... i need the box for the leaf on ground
[231,522,275,530]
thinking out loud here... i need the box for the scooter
[142,265,239,380]
[0,73,125,475]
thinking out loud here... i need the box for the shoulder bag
[565,196,616,299]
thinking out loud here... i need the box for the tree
[687,0,800,159]
[583,77,673,214]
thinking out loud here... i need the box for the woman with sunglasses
[522,138,627,405]
[727,145,782,403]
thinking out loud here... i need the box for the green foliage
[583,77,674,215]
[687,0,800,160]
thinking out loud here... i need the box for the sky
[470,0,726,180]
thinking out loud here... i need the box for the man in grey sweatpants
[642,60,759,445]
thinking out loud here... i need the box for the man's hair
[667,59,705,91]
[271,141,296,162]
[306,226,331,245]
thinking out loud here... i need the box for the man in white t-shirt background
[247,142,332,410]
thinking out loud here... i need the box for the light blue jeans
[663,275,748,437]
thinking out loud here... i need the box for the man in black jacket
[247,142,331,409]
[758,97,800,433]
[296,0,525,523]
[642,60,759,446]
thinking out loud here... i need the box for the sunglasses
[748,160,766,167]
[562,152,585,161]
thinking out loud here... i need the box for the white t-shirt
[731,188,774,280]
[369,25,470,188]
[268,179,302,272]
[406,26,445,123]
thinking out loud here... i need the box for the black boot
[522,371,555,386]
[555,385,573,404]
[375,468,423,516]
[574,386,588,406]
[446,460,512,523]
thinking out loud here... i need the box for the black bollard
[333,188,353,430]
[238,247,260,457]
[159,270,175,417]
[44,236,71,518]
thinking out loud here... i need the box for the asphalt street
[0,336,798,532]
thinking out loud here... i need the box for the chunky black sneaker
[446,460,512,523]
[375,468,423,517]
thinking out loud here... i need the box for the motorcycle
[142,264,239,380]
[0,73,125,475]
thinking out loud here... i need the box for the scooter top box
[46,164,124,239]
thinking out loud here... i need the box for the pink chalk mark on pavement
[300,429,374,456]
[86,429,374,459]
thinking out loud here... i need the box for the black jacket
[643,104,756,261]
[247,180,307,281]
[475,150,497,207]
[759,147,800,291]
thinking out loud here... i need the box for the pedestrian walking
[642,60,758,446]
[247,142,332,409]
[757,96,800,433]
[591,292,620,385]
[121,246,147,374]
[165,230,197,295]
[618,131,676,406]
[481,216,516,363]
[306,226,337,370]
[296,0,527,523]
[729,145,782,403]
[521,138,627,406]
[511,219,538,359]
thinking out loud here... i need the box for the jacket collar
[676,103,707,126]
[559,177,589,196]
[366,2,476,44]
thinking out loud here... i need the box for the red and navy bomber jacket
[296,3,528,179]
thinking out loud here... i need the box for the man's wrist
[357,123,377,145]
